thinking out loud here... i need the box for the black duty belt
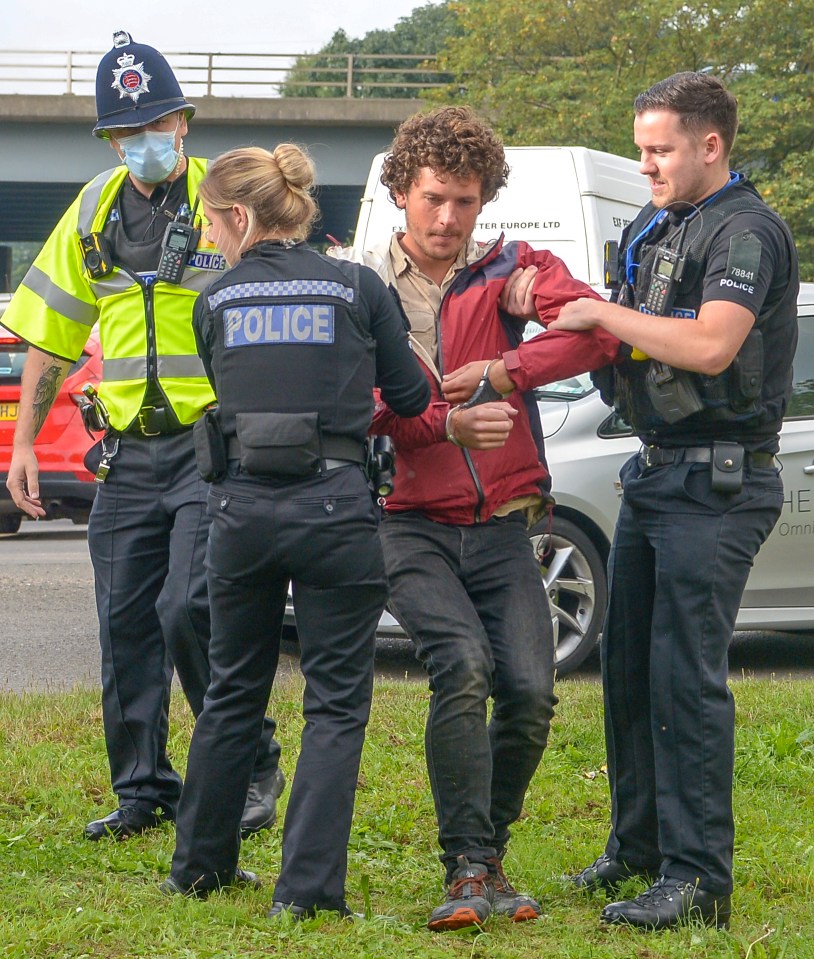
[225,435,366,466]
[125,406,192,437]
[639,445,775,469]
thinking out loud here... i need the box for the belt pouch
[193,407,227,482]
[729,327,763,411]
[235,411,321,478]
[644,362,704,424]
[710,441,744,493]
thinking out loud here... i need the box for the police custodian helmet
[93,30,196,138]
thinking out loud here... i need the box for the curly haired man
[333,107,621,929]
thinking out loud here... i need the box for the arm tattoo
[32,363,64,436]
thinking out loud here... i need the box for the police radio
[79,232,114,279]
[643,246,686,314]
[642,219,688,315]
[156,199,200,284]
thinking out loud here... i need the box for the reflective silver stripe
[76,168,121,235]
[92,272,139,296]
[23,265,98,327]
[104,355,206,381]
[103,357,148,381]
[157,354,207,378]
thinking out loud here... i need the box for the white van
[352,146,650,290]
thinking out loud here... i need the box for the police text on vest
[224,305,335,347]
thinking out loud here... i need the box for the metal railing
[0,49,446,98]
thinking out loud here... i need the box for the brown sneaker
[427,856,494,931]
[488,857,541,922]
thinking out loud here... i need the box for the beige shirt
[388,234,480,368]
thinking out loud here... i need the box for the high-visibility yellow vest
[5,157,223,430]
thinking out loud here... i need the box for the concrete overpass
[0,94,421,245]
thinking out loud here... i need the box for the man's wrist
[487,359,515,397]
[445,406,464,447]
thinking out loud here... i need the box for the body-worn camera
[603,239,622,291]
[368,435,396,498]
[79,232,114,279]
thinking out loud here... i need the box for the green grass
[2,675,814,958]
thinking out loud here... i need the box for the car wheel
[0,513,23,535]
[528,515,608,676]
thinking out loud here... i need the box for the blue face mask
[118,127,180,183]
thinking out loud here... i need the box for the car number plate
[0,402,19,420]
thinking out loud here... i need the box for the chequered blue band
[208,280,355,311]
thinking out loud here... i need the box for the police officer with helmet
[161,145,429,913]
[4,31,283,841]
[551,72,799,929]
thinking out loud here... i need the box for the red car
[1,294,102,535]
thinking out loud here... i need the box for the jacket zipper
[437,248,504,525]
[143,279,157,383]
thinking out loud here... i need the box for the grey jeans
[380,510,557,878]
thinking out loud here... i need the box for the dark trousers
[602,454,784,895]
[87,431,279,816]
[379,511,557,878]
[171,464,386,910]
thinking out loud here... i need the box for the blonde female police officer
[161,146,429,915]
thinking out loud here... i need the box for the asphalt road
[0,518,424,693]
[2,519,813,693]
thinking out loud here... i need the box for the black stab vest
[604,180,798,447]
[205,243,376,450]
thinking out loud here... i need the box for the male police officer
[4,31,283,841]
[551,72,799,929]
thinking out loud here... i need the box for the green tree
[430,0,747,149]
[429,0,814,277]
[281,2,461,98]
[722,0,814,276]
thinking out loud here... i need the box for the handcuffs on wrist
[445,406,464,447]
[446,361,513,446]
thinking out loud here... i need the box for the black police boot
[267,900,359,921]
[160,868,262,900]
[601,875,731,930]
[570,853,658,893]
[240,767,286,837]
[267,901,316,921]
[84,804,173,841]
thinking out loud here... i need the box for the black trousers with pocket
[170,462,386,911]
[602,453,784,894]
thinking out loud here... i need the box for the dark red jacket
[361,236,621,524]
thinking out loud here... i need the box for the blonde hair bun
[273,143,315,192]
[200,144,319,244]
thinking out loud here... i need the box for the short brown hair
[634,72,739,156]
[381,106,509,205]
